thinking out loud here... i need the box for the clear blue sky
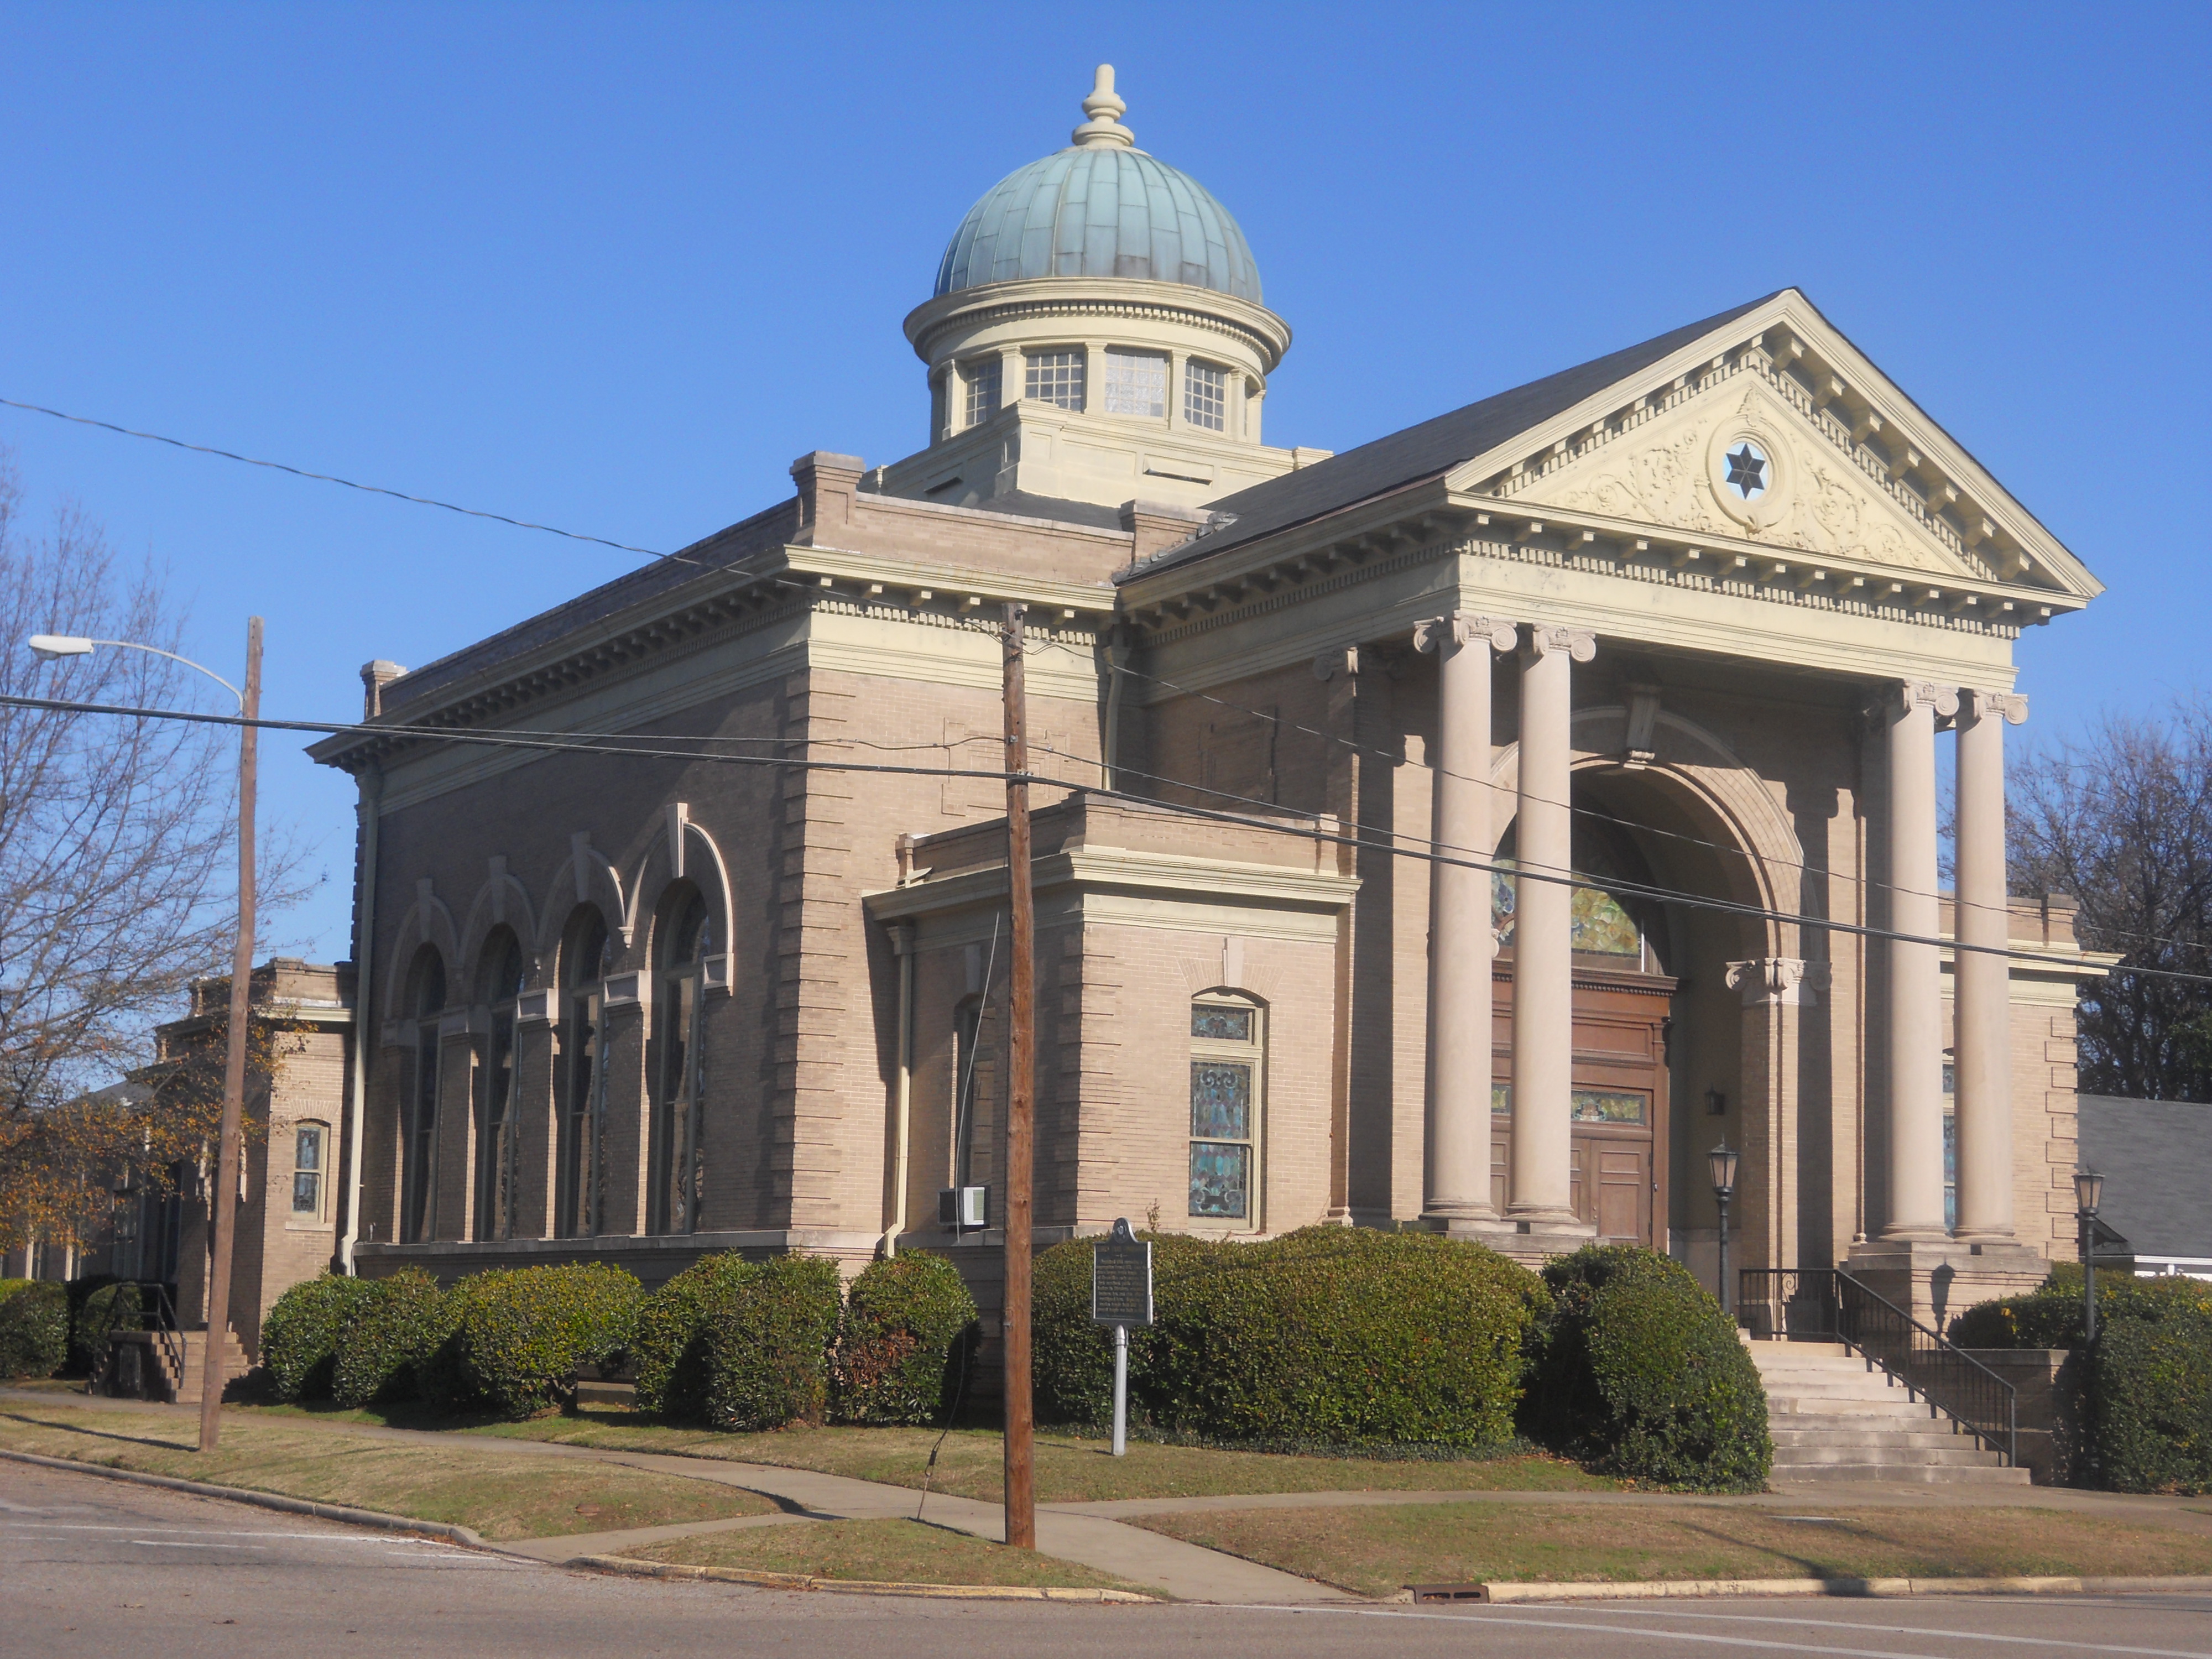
[2,3,2204,962]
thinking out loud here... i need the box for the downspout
[338,761,383,1274]
[880,921,916,1258]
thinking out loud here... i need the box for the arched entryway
[1490,706,1804,1269]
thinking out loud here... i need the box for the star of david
[1725,444,1768,499]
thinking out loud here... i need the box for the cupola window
[1024,349,1085,411]
[963,358,1002,428]
[1102,349,1167,419]
[1184,361,1227,431]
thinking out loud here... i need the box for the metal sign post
[1090,1217,1152,1457]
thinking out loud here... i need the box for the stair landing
[1749,1338,2030,1486]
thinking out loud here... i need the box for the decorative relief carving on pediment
[1519,379,1967,579]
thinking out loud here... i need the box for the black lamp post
[2075,1167,2105,1344]
[1709,1141,1740,1321]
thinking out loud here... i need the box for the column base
[1843,1239,2051,1334]
[1433,1215,1597,1265]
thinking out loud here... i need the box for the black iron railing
[1739,1266,2017,1468]
[85,1281,184,1399]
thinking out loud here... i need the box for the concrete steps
[1749,1338,2031,1486]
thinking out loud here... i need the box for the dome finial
[1072,64,1134,150]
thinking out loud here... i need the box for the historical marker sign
[1090,1218,1153,1327]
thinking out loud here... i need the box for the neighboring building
[2079,1094,2212,1280]
[300,68,2111,1329]
[3,959,355,1363]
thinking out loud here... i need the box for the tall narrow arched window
[650,890,712,1235]
[1188,994,1264,1226]
[556,911,609,1239]
[401,947,446,1243]
[474,928,525,1241]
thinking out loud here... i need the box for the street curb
[571,1552,1156,1602]
[1412,1573,2212,1604]
[0,1446,489,1550]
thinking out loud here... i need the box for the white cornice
[902,274,1293,369]
[863,842,1358,925]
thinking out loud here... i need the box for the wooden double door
[1490,964,1676,1246]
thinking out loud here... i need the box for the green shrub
[832,1253,979,1426]
[331,1267,453,1407]
[634,1254,759,1423]
[1527,1244,1771,1492]
[702,1253,845,1431]
[1950,1265,2212,1350]
[71,1281,140,1373]
[0,1281,69,1379]
[1035,1227,1547,1449]
[260,1274,375,1402]
[425,1264,640,1420]
[2080,1301,2212,1493]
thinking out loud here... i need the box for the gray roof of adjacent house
[1129,292,1783,580]
[2078,1094,2212,1259]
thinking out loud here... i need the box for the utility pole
[200,617,262,1451]
[1000,602,1036,1550]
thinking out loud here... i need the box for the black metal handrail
[1740,1267,2017,1467]
[84,1281,184,1398]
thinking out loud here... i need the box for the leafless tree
[2008,696,2212,1103]
[0,446,309,1248]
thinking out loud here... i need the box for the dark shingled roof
[1141,292,1783,576]
[2079,1094,2212,1260]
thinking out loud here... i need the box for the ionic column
[1953,688,2028,1241]
[1509,623,1594,1225]
[1417,613,1519,1224]
[1884,680,1955,1239]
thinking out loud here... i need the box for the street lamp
[2075,1167,2105,1345]
[27,621,263,1452]
[1709,1141,1740,1322]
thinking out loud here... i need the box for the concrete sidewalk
[0,1390,1339,1604]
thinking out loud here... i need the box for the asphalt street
[8,1458,2212,1658]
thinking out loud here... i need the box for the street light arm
[27,635,243,708]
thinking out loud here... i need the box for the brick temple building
[282,66,2108,1333]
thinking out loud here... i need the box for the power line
[12,687,2206,989]
[1102,656,2212,963]
[4,390,2182,959]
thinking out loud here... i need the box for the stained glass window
[1190,1141,1250,1218]
[1191,1005,1251,1042]
[1190,999,1261,1223]
[293,1125,324,1215]
[1190,1061,1252,1140]
[1571,1090,1647,1125]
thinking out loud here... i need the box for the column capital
[1963,688,2028,726]
[1413,613,1517,654]
[1527,623,1597,662]
[1897,680,1959,717]
[1726,957,1829,1007]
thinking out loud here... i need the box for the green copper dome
[932,69,1263,305]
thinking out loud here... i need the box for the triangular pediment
[1441,290,2100,602]
[1515,379,1974,578]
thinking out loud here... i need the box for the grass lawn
[1134,1502,2212,1598]
[422,1408,1618,1504]
[625,1516,1152,1593]
[0,1405,773,1542]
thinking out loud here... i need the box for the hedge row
[262,1249,979,1429]
[1951,1264,2212,1351]
[1036,1227,1546,1449]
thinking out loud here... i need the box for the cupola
[879,67,1321,516]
